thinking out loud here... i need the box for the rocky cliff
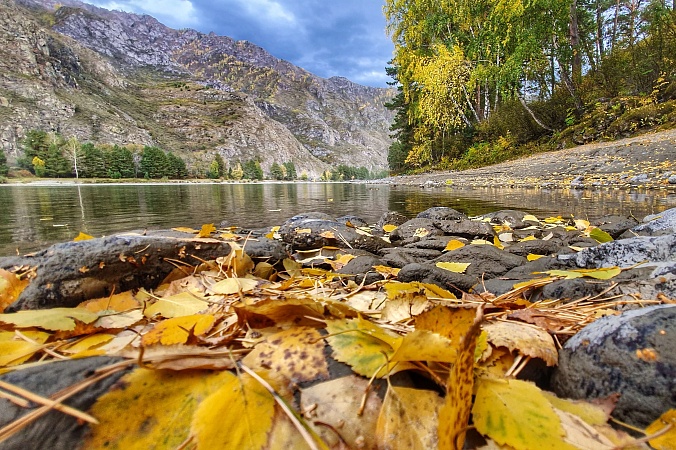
[0,0,394,176]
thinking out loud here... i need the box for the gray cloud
[88,0,393,87]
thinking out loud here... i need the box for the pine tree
[269,162,283,180]
[0,150,8,177]
[282,162,297,180]
[139,146,168,179]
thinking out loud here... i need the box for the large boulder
[432,245,527,280]
[623,207,676,237]
[551,305,676,428]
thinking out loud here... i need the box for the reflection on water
[0,183,674,256]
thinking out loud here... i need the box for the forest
[384,0,676,172]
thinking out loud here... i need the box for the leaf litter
[0,219,670,449]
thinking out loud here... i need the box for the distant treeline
[8,130,387,181]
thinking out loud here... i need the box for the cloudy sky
[86,0,395,87]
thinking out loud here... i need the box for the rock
[482,210,537,229]
[416,207,467,221]
[593,215,639,239]
[278,217,391,253]
[433,245,527,280]
[337,255,385,285]
[625,207,676,236]
[629,173,649,184]
[336,215,369,228]
[0,357,130,450]
[570,175,585,189]
[379,248,443,268]
[432,219,496,240]
[551,305,676,428]
[404,236,468,251]
[504,239,564,257]
[668,175,676,184]
[389,218,443,242]
[0,234,235,311]
[375,211,409,230]
[566,234,676,269]
[397,263,477,295]
[541,278,612,301]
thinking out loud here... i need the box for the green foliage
[0,151,8,177]
[214,154,225,177]
[19,130,49,172]
[107,145,135,178]
[166,153,188,179]
[242,159,263,180]
[269,162,284,180]
[282,162,297,180]
[43,142,72,178]
[231,163,244,180]
[208,160,220,179]
[79,143,107,178]
[140,146,169,179]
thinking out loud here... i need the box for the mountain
[0,0,394,177]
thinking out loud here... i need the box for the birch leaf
[435,262,471,274]
[482,321,558,366]
[0,269,29,312]
[198,223,217,238]
[144,292,210,318]
[444,239,465,251]
[646,409,676,450]
[589,228,613,243]
[376,386,442,449]
[0,307,99,331]
[141,314,216,346]
[74,231,94,241]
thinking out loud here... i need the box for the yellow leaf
[325,316,400,377]
[282,258,302,278]
[646,409,676,450]
[295,228,312,234]
[376,386,442,449]
[61,333,114,357]
[521,235,538,241]
[416,305,476,343]
[242,327,329,392]
[444,239,466,251]
[219,232,239,240]
[390,329,458,363]
[435,261,471,274]
[383,224,399,233]
[438,306,483,450]
[74,231,94,241]
[493,236,505,250]
[373,265,401,277]
[544,267,622,280]
[0,307,99,331]
[319,230,335,239]
[86,368,232,449]
[574,219,591,231]
[544,216,565,224]
[94,310,144,329]
[198,223,217,238]
[527,253,545,261]
[0,269,29,313]
[482,321,558,366]
[144,292,209,318]
[218,242,255,277]
[472,378,574,449]
[191,372,275,450]
[381,292,429,323]
[253,262,277,280]
[542,392,610,426]
[210,277,258,295]
[554,408,616,449]
[301,375,382,449]
[142,314,216,346]
[471,239,492,245]
[523,215,539,222]
[172,226,199,233]
[79,291,140,313]
[0,339,44,367]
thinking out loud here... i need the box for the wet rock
[593,215,639,239]
[625,208,676,237]
[668,175,676,184]
[501,257,574,280]
[433,245,527,280]
[375,211,409,230]
[0,357,130,450]
[279,217,391,253]
[336,215,369,228]
[541,278,612,301]
[551,305,676,428]
[482,210,537,229]
[432,219,496,240]
[416,207,467,221]
[504,239,564,257]
[242,237,287,264]
[397,263,477,295]
[389,218,443,242]
[567,234,676,268]
[0,235,235,311]
[379,248,443,268]
[404,236,467,251]
[629,173,649,184]
[337,255,386,285]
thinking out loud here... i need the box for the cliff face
[0,0,394,176]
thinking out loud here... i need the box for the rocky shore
[0,205,674,447]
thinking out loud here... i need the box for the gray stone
[629,173,649,184]
[376,211,410,230]
[567,234,676,269]
[433,245,526,280]
[336,215,369,228]
[279,217,391,253]
[416,207,467,221]
[404,236,468,251]
[668,175,676,184]
[593,215,639,239]
[432,219,496,240]
[0,234,235,311]
[627,207,676,236]
[482,210,537,229]
[379,248,443,268]
[397,263,477,295]
[389,218,443,242]
[337,255,386,284]
[0,357,130,450]
[541,278,612,301]
[504,239,564,257]
[571,176,585,188]
[551,305,676,428]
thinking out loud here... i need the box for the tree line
[384,0,676,172]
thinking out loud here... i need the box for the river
[0,182,674,256]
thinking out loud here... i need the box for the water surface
[0,182,673,256]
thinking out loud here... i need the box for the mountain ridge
[0,0,394,177]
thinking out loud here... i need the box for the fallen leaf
[543,267,622,280]
[210,277,258,295]
[381,291,429,323]
[142,314,216,346]
[144,291,210,318]
[646,409,676,450]
[295,228,312,234]
[197,223,217,238]
[390,329,458,363]
[383,224,399,233]
[0,307,99,331]
[435,262,471,274]
[444,239,466,251]
[74,231,94,241]
[589,228,614,243]
[191,372,275,449]
[0,269,29,312]
[319,230,336,239]
[527,253,546,261]
[472,378,572,449]
[172,226,199,233]
[86,368,233,449]
[414,227,430,238]
[482,321,558,366]
[61,333,114,357]
[554,408,615,449]
[79,291,140,313]
[376,386,442,449]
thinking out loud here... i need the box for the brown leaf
[482,321,558,366]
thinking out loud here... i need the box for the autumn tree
[208,160,220,179]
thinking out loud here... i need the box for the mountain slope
[1,0,393,175]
